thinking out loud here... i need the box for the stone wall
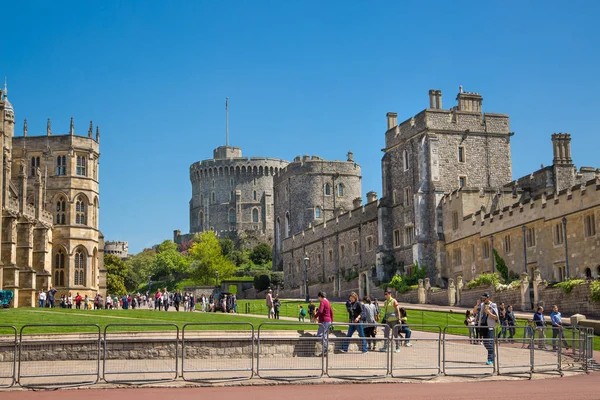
[536,282,600,317]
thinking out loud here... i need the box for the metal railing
[495,325,533,379]
[442,325,496,376]
[530,326,562,376]
[17,324,101,389]
[0,325,17,388]
[391,324,441,379]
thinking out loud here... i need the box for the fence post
[246,302,250,314]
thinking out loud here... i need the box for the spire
[3,77,7,100]
[95,125,100,143]
[47,118,52,136]
[23,119,28,137]
[69,117,74,135]
[88,120,93,138]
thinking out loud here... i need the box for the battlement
[384,88,510,150]
[190,157,289,182]
[274,153,361,185]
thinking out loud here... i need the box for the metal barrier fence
[443,325,495,376]
[0,325,17,388]
[561,326,588,372]
[18,324,101,389]
[530,326,562,375]
[103,324,179,385]
[181,322,254,382]
[256,322,324,380]
[326,323,388,380]
[578,326,597,370]
[391,324,441,379]
[495,326,533,379]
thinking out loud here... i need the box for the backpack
[300,308,307,316]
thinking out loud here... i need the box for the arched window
[93,197,98,228]
[31,156,40,176]
[324,183,331,196]
[75,196,86,225]
[285,212,291,237]
[53,249,65,286]
[337,184,344,197]
[74,249,86,286]
[276,218,281,251]
[211,192,215,203]
[198,211,204,228]
[315,206,322,219]
[252,208,259,223]
[55,196,66,225]
[56,155,66,176]
[200,194,204,206]
[229,209,236,223]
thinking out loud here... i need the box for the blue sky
[3,1,599,253]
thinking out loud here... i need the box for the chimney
[386,112,398,130]
[429,89,436,108]
[366,191,377,203]
[347,151,354,162]
[353,197,362,209]
[552,133,573,165]
[435,90,442,109]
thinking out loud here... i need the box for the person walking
[532,306,547,349]
[361,296,378,351]
[473,292,499,365]
[465,310,476,344]
[173,290,182,312]
[505,305,516,343]
[497,302,507,340]
[315,291,334,356]
[266,289,274,319]
[273,295,281,319]
[550,305,570,350]
[380,289,402,353]
[308,300,317,323]
[340,292,368,353]
[47,287,57,308]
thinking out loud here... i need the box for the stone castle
[0,84,105,307]
[178,87,599,300]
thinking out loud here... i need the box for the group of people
[470,292,571,366]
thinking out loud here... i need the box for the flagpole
[225,97,229,147]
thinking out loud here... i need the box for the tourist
[532,306,546,349]
[341,292,367,353]
[398,307,412,347]
[506,305,516,342]
[173,290,182,312]
[298,304,306,321]
[497,302,507,339]
[201,294,207,312]
[361,296,377,351]
[266,289,274,319]
[372,298,381,322]
[473,292,499,365]
[190,293,195,311]
[75,292,82,309]
[231,294,237,313]
[38,290,46,308]
[465,310,476,344]
[550,305,570,350]
[221,294,227,312]
[155,289,162,310]
[83,294,89,310]
[113,294,119,309]
[183,292,189,312]
[163,288,170,311]
[273,295,281,319]
[48,286,57,308]
[380,289,402,353]
[122,294,129,310]
[308,300,316,323]
[315,291,334,356]
[67,292,73,309]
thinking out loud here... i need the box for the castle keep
[0,85,105,307]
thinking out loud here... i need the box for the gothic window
[56,155,66,176]
[404,226,414,245]
[276,218,281,251]
[404,186,412,206]
[453,248,462,267]
[252,208,259,223]
[584,213,596,237]
[75,196,86,225]
[285,212,290,237]
[393,229,401,248]
[30,156,40,176]
[324,183,331,196]
[229,209,235,223]
[55,196,66,225]
[53,249,65,286]
[315,206,322,219]
[337,183,344,197]
[482,241,490,259]
[76,155,86,176]
[353,240,358,255]
[211,192,215,203]
[253,190,257,201]
[328,249,333,262]
[340,245,345,259]
[554,223,564,245]
[459,176,466,188]
[200,194,204,206]
[526,227,536,247]
[74,249,86,286]
[403,150,409,171]
[504,235,512,254]
[366,236,373,252]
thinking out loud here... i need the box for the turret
[88,121,93,138]
[69,117,74,135]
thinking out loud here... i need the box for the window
[459,176,466,188]
[453,248,462,267]
[198,211,204,227]
[405,265,414,277]
[404,186,412,206]
[211,192,215,203]
[403,149,409,171]
[404,226,414,245]
[328,249,333,262]
[229,209,235,223]
[75,196,86,225]
[367,236,373,252]
[230,178,234,187]
[337,183,344,197]
[212,179,215,188]
[252,208,259,223]
[55,197,66,225]
[554,223,564,245]
[526,227,536,247]
[504,235,511,254]
[317,254,322,266]
[353,240,359,255]
[30,156,40,176]
[53,249,65,286]
[55,155,66,176]
[340,245,345,259]
[392,190,397,205]
[315,206,322,219]
[557,264,566,282]
[393,229,401,247]
[76,155,86,176]
[584,214,596,237]
[482,241,490,259]
[452,211,459,230]
[200,194,204,206]
[458,146,465,163]
[324,183,331,196]
[285,212,291,237]
[74,249,86,286]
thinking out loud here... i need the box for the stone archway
[358,272,369,299]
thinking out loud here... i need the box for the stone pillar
[424,277,431,304]
[519,272,531,311]
[570,314,586,327]
[448,278,456,306]
[417,279,425,304]
[456,276,463,306]
[532,269,542,308]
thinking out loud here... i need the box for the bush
[466,273,500,289]
[388,274,411,294]
[554,279,585,294]
[590,280,600,303]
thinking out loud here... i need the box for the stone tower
[188,146,289,242]
[551,133,576,193]
[380,87,512,280]
[272,153,362,271]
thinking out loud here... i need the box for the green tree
[253,274,271,292]
[150,242,190,281]
[188,232,236,285]
[249,243,272,266]
[124,248,157,289]
[218,238,234,257]
[105,254,127,295]
[493,249,509,282]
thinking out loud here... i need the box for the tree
[188,232,236,285]
[494,249,509,282]
[253,274,271,292]
[249,243,272,266]
[105,254,127,295]
[124,248,157,289]
[150,242,190,282]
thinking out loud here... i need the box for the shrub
[590,280,600,303]
[466,273,500,289]
[493,250,509,282]
[388,274,411,294]
[554,279,585,294]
